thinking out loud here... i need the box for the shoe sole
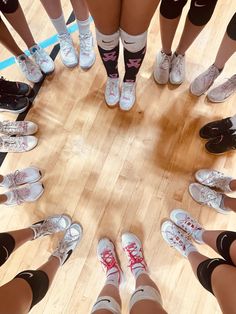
[153,71,168,85]
[169,77,184,85]
[80,55,96,70]
[0,104,29,114]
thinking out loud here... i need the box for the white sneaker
[0,167,41,188]
[0,121,38,136]
[207,74,236,103]
[170,209,204,244]
[15,54,43,83]
[79,32,96,69]
[190,65,220,96]
[58,33,78,68]
[170,53,185,85]
[30,44,55,74]
[0,136,38,153]
[51,222,83,265]
[4,182,44,206]
[30,214,72,239]
[161,220,197,258]
[119,82,136,111]
[189,183,230,214]
[153,51,171,84]
[105,78,120,107]
[195,169,233,193]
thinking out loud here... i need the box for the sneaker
[30,44,55,74]
[119,82,136,111]
[0,167,41,188]
[97,238,122,284]
[161,220,197,257]
[30,214,72,239]
[3,182,44,206]
[0,136,38,153]
[190,65,220,96]
[195,169,233,192]
[170,209,204,244]
[189,183,230,214]
[207,74,236,103]
[0,121,38,136]
[153,51,171,84]
[58,33,78,68]
[105,78,120,107]
[0,77,34,97]
[199,117,234,139]
[79,32,96,69]
[51,222,83,265]
[205,133,236,154]
[169,53,185,85]
[0,95,29,113]
[121,232,147,276]
[15,54,43,83]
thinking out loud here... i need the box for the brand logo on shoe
[64,249,73,264]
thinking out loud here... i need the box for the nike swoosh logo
[94,299,111,306]
[124,40,135,45]
[64,249,73,264]
[220,234,227,250]
[102,40,113,44]
[194,1,206,7]
[3,246,8,260]
[21,272,33,278]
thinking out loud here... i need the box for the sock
[0,175,10,188]
[120,29,147,83]
[105,267,120,287]
[51,14,68,36]
[76,18,90,36]
[96,29,120,79]
[132,265,147,279]
[220,195,231,212]
[230,114,236,129]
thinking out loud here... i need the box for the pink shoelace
[123,242,147,272]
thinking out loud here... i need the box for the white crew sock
[132,264,147,279]
[105,267,120,287]
[76,17,90,35]
[230,114,236,129]
[51,14,68,36]
[0,175,10,188]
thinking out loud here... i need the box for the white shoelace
[79,33,92,54]
[0,136,26,151]
[59,34,74,55]
[0,121,28,135]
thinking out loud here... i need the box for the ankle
[161,49,172,56]
[213,63,224,72]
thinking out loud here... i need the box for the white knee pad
[96,29,120,50]
[129,285,163,310]
[120,29,147,53]
[91,296,121,314]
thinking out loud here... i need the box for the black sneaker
[0,77,34,98]
[0,95,29,113]
[205,133,236,154]
[199,117,235,139]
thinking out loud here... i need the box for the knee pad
[197,258,229,294]
[0,0,19,14]
[96,29,120,50]
[216,231,236,265]
[91,296,121,314]
[160,0,188,20]
[120,29,147,53]
[188,0,218,26]
[129,285,163,310]
[0,233,15,267]
[227,13,236,41]
[15,270,49,309]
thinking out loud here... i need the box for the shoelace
[59,34,74,56]
[202,172,230,191]
[205,66,219,85]
[0,121,28,135]
[122,84,134,100]
[0,136,25,151]
[221,76,236,93]
[200,187,219,206]
[79,33,92,54]
[6,170,27,188]
[173,55,184,74]
[100,249,118,271]
[11,187,30,205]
[165,228,189,250]
[124,243,146,271]
[33,48,48,65]
[160,54,170,69]
[108,80,118,96]
[18,58,36,75]
[178,215,202,237]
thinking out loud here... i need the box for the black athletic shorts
[0,0,19,14]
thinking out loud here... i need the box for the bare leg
[38,256,60,288]
[214,32,236,70]
[92,284,121,314]
[160,15,181,54]
[229,180,236,191]
[70,0,89,21]
[0,194,7,204]
[40,0,63,19]
[0,18,23,56]
[8,228,34,251]
[223,195,236,212]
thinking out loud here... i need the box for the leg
[0,17,23,56]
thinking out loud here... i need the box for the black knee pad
[197,258,229,294]
[216,231,236,265]
[227,13,236,41]
[160,0,188,19]
[188,0,218,26]
[15,270,49,309]
[0,0,19,14]
[0,233,15,266]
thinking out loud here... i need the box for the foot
[189,183,230,214]
[119,82,136,111]
[105,78,120,107]
[0,95,29,114]
[58,33,78,68]
[30,214,71,239]
[0,77,34,97]
[30,44,55,74]
[195,169,233,192]
[0,121,38,136]
[15,54,43,83]
[0,167,41,188]
[169,53,185,85]
[51,222,83,265]
[3,182,44,206]
[170,209,204,244]
[190,65,220,96]
[207,74,236,103]
[205,133,236,154]
[161,220,197,257]
[153,51,171,85]
[122,232,147,277]
[97,238,122,284]
[199,117,234,139]
[79,32,96,69]
[0,136,38,153]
